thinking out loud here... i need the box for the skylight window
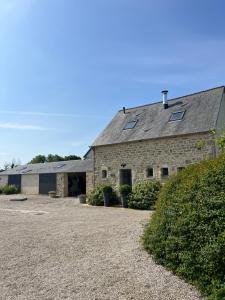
[55,163,66,169]
[22,169,32,174]
[17,167,27,172]
[169,111,185,122]
[123,120,138,130]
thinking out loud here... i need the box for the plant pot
[121,194,128,208]
[48,191,56,198]
[79,194,86,204]
[103,191,110,207]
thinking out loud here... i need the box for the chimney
[162,90,168,109]
[123,106,126,114]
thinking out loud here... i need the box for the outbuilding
[0,159,93,197]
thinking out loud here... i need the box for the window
[55,163,66,169]
[161,168,169,177]
[17,167,27,172]
[22,169,32,174]
[169,111,185,122]
[177,167,184,172]
[123,120,138,130]
[147,167,154,178]
[102,170,107,179]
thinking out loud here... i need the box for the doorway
[39,173,56,194]
[68,173,86,196]
[8,175,21,193]
[120,169,132,186]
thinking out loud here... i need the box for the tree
[47,154,64,162]
[29,155,46,164]
[28,154,81,164]
[2,159,21,170]
[64,155,81,161]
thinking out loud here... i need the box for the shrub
[0,186,3,194]
[2,185,18,195]
[87,185,104,206]
[119,184,132,196]
[142,154,225,299]
[102,184,113,194]
[128,181,161,210]
[87,184,118,206]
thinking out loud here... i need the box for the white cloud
[0,122,49,131]
[0,110,110,119]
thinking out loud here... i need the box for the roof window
[17,167,27,172]
[22,169,32,174]
[55,164,66,169]
[124,120,138,130]
[169,111,185,122]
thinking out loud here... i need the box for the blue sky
[0,0,225,166]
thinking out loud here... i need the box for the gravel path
[0,195,204,300]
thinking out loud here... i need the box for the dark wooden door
[8,175,21,192]
[39,173,56,194]
[120,169,132,186]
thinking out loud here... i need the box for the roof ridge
[119,85,225,112]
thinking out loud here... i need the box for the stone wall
[93,132,216,187]
[86,171,94,194]
[56,173,68,197]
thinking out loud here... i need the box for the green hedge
[143,154,225,299]
[128,181,161,210]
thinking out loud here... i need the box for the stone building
[88,86,225,189]
[1,86,224,196]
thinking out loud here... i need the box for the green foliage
[102,184,113,194]
[2,185,18,195]
[87,184,118,206]
[142,154,225,299]
[64,155,81,161]
[216,132,225,153]
[119,184,132,196]
[29,155,46,164]
[29,154,81,164]
[0,186,3,194]
[128,181,161,210]
[195,140,206,150]
[87,185,105,206]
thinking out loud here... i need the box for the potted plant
[119,184,132,208]
[102,185,113,207]
[79,194,86,204]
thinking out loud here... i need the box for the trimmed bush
[87,184,118,206]
[143,154,225,299]
[0,186,3,194]
[119,184,132,196]
[128,181,161,210]
[2,185,18,195]
[119,184,132,208]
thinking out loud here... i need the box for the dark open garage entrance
[39,173,56,194]
[8,175,21,192]
[68,173,86,196]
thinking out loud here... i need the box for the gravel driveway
[0,195,203,300]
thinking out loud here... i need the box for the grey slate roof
[92,86,225,147]
[0,159,93,176]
